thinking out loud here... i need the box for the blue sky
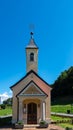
[0,0,73,101]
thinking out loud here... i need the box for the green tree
[51,66,73,99]
[3,98,12,106]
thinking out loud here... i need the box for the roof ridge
[10,70,51,89]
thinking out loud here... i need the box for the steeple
[26,32,38,49]
[26,32,38,73]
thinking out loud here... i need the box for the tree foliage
[0,104,6,109]
[51,66,73,99]
[3,98,12,106]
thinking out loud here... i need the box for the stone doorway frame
[18,96,47,124]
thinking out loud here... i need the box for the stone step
[24,124,39,128]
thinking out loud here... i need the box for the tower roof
[26,32,38,49]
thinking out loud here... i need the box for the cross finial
[30,32,34,39]
[29,24,34,39]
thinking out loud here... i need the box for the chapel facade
[10,32,51,124]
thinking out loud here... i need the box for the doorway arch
[27,102,37,124]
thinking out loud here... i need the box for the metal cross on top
[29,24,34,38]
[30,32,34,39]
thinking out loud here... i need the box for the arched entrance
[27,102,37,124]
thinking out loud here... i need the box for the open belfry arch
[10,32,52,124]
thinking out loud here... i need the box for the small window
[30,53,34,61]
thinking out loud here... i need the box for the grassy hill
[51,96,73,129]
[51,95,73,114]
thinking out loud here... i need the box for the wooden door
[27,103,37,124]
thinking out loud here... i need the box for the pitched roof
[10,70,51,90]
[26,32,38,49]
[26,38,38,49]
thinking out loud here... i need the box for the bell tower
[26,32,38,73]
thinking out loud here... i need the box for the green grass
[51,104,73,113]
[51,115,73,129]
[59,123,73,128]
[51,96,73,114]
[0,107,12,116]
[51,115,71,121]
[51,96,73,128]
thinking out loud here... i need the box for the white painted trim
[43,102,45,120]
[20,94,45,96]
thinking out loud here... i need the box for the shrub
[39,120,48,128]
[16,120,23,125]
[0,116,12,126]
[40,120,46,125]
[1,104,6,109]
